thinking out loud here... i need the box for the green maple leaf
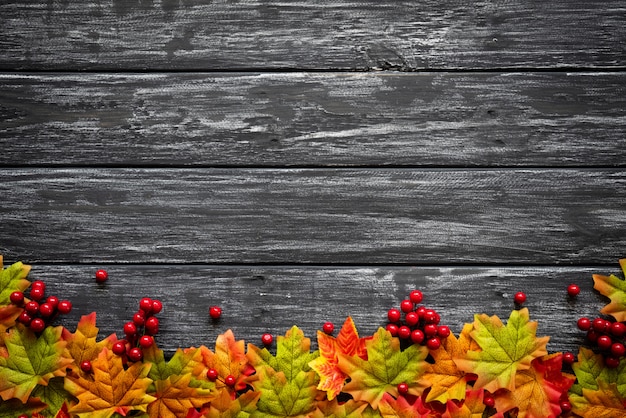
[571,347,626,398]
[31,376,72,417]
[0,258,31,305]
[454,308,549,393]
[0,396,47,417]
[593,259,626,322]
[247,325,319,417]
[0,325,73,402]
[336,327,429,410]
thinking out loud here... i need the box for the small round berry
[409,290,423,304]
[95,269,108,283]
[400,299,413,313]
[207,368,219,381]
[426,337,441,350]
[139,335,154,348]
[29,286,45,301]
[411,329,425,345]
[592,318,608,333]
[563,352,576,366]
[397,382,409,396]
[112,341,127,355]
[133,311,146,327]
[405,311,419,327]
[30,317,46,333]
[261,333,273,346]
[610,321,626,338]
[386,323,399,337]
[46,295,59,308]
[224,374,236,387]
[587,330,599,342]
[57,300,72,314]
[605,356,620,369]
[437,325,451,339]
[31,280,46,291]
[423,309,438,324]
[17,311,32,326]
[397,325,411,340]
[127,347,143,362]
[123,321,137,336]
[597,335,613,350]
[610,342,625,357]
[39,302,55,318]
[483,392,495,408]
[567,284,580,297]
[209,306,222,320]
[139,297,153,314]
[514,292,526,305]
[151,299,163,314]
[80,360,92,373]
[322,322,334,335]
[415,306,426,319]
[24,300,40,315]
[577,317,591,331]
[9,291,24,305]
[145,316,160,335]
[560,400,572,413]
[424,323,438,338]
[17,414,29,418]
[387,308,401,323]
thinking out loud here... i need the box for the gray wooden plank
[16,263,620,356]
[2,72,626,167]
[1,168,624,264]
[1,1,625,70]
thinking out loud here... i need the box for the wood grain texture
[1,168,624,264]
[19,263,620,356]
[2,72,626,167]
[1,1,625,71]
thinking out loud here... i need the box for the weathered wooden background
[1,1,626,357]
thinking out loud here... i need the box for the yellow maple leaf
[147,374,212,418]
[64,348,155,418]
[200,329,253,393]
[571,381,626,418]
[62,313,116,372]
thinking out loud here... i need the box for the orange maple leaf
[199,329,254,393]
[378,392,435,417]
[309,316,367,400]
[441,389,499,418]
[62,313,117,372]
[147,374,213,418]
[64,347,155,418]
[593,258,626,322]
[203,388,260,418]
[571,381,626,418]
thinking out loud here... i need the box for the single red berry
[483,392,495,408]
[127,347,143,362]
[398,325,411,340]
[424,323,438,337]
[577,317,591,331]
[29,286,45,301]
[386,323,399,336]
[261,333,273,346]
[224,374,236,387]
[39,302,55,317]
[426,337,441,350]
[563,352,576,365]
[80,360,92,373]
[597,335,613,350]
[17,311,32,326]
[405,311,419,327]
[17,414,29,418]
[437,325,451,339]
[610,321,626,338]
[513,292,526,305]
[139,297,153,314]
[610,342,626,357]
[387,308,401,323]
[423,309,438,324]
[151,299,163,314]
[592,317,608,333]
[411,329,425,345]
[95,269,108,283]
[400,299,413,313]
[567,284,580,297]
[209,306,222,319]
[133,311,146,327]
[207,368,219,381]
[57,300,72,314]
[9,291,24,305]
[587,330,599,342]
[24,300,39,315]
[31,280,46,291]
[123,321,137,336]
[322,321,334,334]
[30,317,46,333]
[139,335,154,348]
[145,316,160,335]
[415,306,426,319]
[112,341,127,355]
[605,356,620,368]
[46,295,59,308]
[397,382,409,395]
[409,290,423,304]
[560,400,572,413]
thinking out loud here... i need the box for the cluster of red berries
[386,290,450,350]
[10,280,72,333]
[576,315,626,368]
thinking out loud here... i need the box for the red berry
[95,269,108,283]
[123,321,137,336]
[139,335,154,348]
[597,335,613,350]
[610,342,625,357]
[46,295,59,308]
[10,291,24,305]
[39,302,55,317]
[139,297,153,314]
[386,323,399,336]
[17,414,28,418]
[322,322,334,334]
[483,393,495,408]
[409,290,423,304]
[17,311,32,326]
[224,374,236,387]
[560,400,572,412]
[415,306,426,319]
[426,337,441,350]
[145,316,159,335]
[30,317,46,333]
[207,368,219,381]
[31,280,46,291]
[398,325,411,340]
[405,311,419,327]
[397,382,409,395]
[605,356,620,368]
[30,286,45,301]
[514,292,526,305]
[610,322,626,338]
[587,330,599,342]
[577,317,591,331]
[25,301,39,315]
[437,325,451,339]
[57,300,72,314]
[80,360,92,373]
[567,284,580,297]
[128,347,143,362]
[423,309,438,324]
[593,318,608,333]
[563,352,576,365]
[387,308,401,323]
[151,299,163,314]
[112,341,127,355]
[261,333,273,346]
[209,306,222,319]
[133,311,146,327]
[400,299,413,313]
[424,323,438,338]
[411,329,425,344]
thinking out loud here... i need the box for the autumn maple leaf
[0,258,31,334]
[309,316,368,400]
[310,399,375,418]
[571,347,626,399]
[200,330,254,393]
[593,258,626,322]
[378,392,434,418]
[0,325,73,403]
[337,327,429,409]
[62,313,117,372]
[454,308,549,393]
[203,388,260,418]
[571,381,626,418]
[441,389,494,418]
[64,347,155,418]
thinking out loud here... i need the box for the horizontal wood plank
[1,168,625,264]
[2,72,626,167]
[1,1,625,70]
[17,263,620,356]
